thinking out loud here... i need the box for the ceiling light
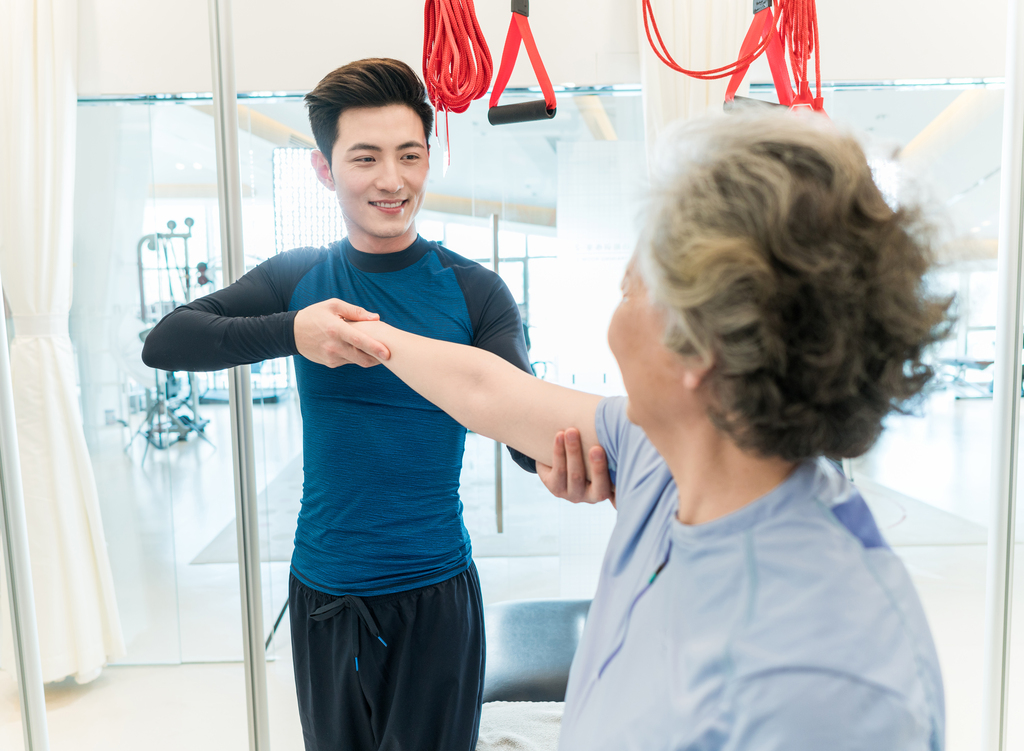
[193,162,202,170]
[175,163,185,170]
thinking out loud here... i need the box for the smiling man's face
[311,104,430,253]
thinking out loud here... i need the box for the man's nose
[375,159,403,193]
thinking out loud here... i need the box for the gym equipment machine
[128,218,212,459]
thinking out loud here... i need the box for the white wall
[78,0,639,96]
[78,0,1009,97]
[816,0,1006,82]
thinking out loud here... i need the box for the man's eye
[355,157,374,163]
[402,154,420,160]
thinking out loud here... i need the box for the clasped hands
[293,297,614,506]
[293,297,390,368]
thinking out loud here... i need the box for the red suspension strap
[643,0,781,80]
[422,0,493,160]
[644,0,824,113]
[780,0,823,110]
[488,0,557,126]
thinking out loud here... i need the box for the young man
[142,58,542,750]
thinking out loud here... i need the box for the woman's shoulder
[729,463,944,741]
[744,466,932,659]
[594,396,666,489]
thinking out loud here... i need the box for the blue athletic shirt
[142,235,536,597]
[559,397,945,751]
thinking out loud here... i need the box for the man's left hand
[537,427,616,508]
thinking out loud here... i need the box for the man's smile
[369,199,408,214]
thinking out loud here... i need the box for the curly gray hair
[638,112,952,461]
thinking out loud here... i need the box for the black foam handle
[488,100,557,126]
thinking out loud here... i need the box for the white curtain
[637,0,751,162]
[0,0,125,683]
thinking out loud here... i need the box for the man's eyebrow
[346,141,426,153]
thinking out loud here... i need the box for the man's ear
[310,149,334,191]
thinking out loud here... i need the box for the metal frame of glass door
[207,1,271,749]
[0,267,49,751]
[984,2,1024,749]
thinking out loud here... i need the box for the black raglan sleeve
[141,247,327,372]
[449,258,538,474]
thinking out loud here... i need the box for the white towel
[475,701,564,751]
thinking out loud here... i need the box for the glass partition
[230,81,1004,750]
[1005,260,1024,735]
[8,75,1012,751]
[420,90,644,603]
[223,86,646,744]
[232,101,306,746]
[56,97,251,748]
[752,81,1004,751]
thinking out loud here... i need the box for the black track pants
[289,564,486,751]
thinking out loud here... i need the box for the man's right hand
[294,298,391,368]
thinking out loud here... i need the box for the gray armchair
[482,598,592,703]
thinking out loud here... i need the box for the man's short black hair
[305,58,434,167]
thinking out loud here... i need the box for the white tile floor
[2,388,1024,750]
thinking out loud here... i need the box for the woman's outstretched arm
[352,320,604,470]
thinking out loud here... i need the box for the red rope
[644,0,823,111]
[782,0,822,105]
[642,0,782,80]
[422,0,492,160]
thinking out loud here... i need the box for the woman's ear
[682,368,703,391]
[680,358,712,392]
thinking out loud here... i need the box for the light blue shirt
[559,397,944,751]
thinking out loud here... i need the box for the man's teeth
[372,201,404,208]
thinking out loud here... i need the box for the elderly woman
[350,112,949,750]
